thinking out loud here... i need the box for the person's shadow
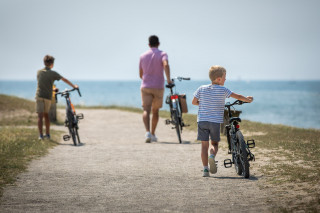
[157,141,192,145]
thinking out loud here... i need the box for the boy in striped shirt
[192,65,253,177]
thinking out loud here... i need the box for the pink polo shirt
[139,48,168,89]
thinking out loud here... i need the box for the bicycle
[165,77,190,143]
[223,100,255,178]
[55,88,84,146]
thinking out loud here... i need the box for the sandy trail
[0,109,271,212]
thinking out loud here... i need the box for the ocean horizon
[1,80,319,130]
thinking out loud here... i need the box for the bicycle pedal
[224,159,233,168]
[165,119,171,125]
[247,139,255,148]
[248,152,255,161]
[63,135,70,141]
[76,113,84,120]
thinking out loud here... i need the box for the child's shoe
[44,134,51,140]
[209,155,217,174]
[203,168,210,177]
[38,135,44,140]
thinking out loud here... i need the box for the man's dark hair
[43,55,55,67]
[149,35,160,47]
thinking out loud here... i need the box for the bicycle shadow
[157,141,192,145]
[211,175,259,181]
[53,141,86,147]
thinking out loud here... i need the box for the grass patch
[0,127,60,198]
[0,94,62,199]
[0,94,35,112]
[0,94,37,126]
[241,121,320,184]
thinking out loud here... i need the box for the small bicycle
[55,88,84,146]
[223,100,255,178]
[165,77,190,143]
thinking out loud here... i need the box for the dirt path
[0,109,272,212]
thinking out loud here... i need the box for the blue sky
[0,0,319,81]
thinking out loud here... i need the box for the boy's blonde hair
[209,65,226,81]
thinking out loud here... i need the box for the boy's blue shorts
[197,121,220,142]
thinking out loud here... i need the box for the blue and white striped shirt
[193,84,232,123]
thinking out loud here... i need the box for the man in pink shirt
[139,35,172,143]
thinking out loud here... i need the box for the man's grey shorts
[197,121,221,142]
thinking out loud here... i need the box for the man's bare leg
[142,109,151,132]
[151,108,159,135]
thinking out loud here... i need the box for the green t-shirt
[35,67,62,100]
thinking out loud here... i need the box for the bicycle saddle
[166,84,175,88]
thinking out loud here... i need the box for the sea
[0,80,319,130]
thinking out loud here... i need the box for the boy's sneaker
[145,132,151,143]
[151,134,157,142]
[203,169,210,177]
[44,134,51,140]
[209,155,217,174]
[38,135,44,140]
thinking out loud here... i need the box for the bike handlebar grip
[77,89,82,97]
[183,77,191,80]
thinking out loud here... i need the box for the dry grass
[0,127,61,198]
[0,94,61,198]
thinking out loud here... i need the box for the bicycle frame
[55,88,83,146]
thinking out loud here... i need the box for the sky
[0,0,320,81]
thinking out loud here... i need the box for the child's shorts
[197,121,220,142]
[36,98,52,113]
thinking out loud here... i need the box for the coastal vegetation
[0,94,61,198]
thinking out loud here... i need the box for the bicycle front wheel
[68,112,78,146]
[75,126,80,144]
[236,131,250,178]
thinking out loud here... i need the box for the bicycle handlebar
[55,88,82,97]
[172,76,191,81]
[225,100,249,108]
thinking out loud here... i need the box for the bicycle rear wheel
[233,141,243,176]
[236,131,250,178]
[172,109,182,143]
